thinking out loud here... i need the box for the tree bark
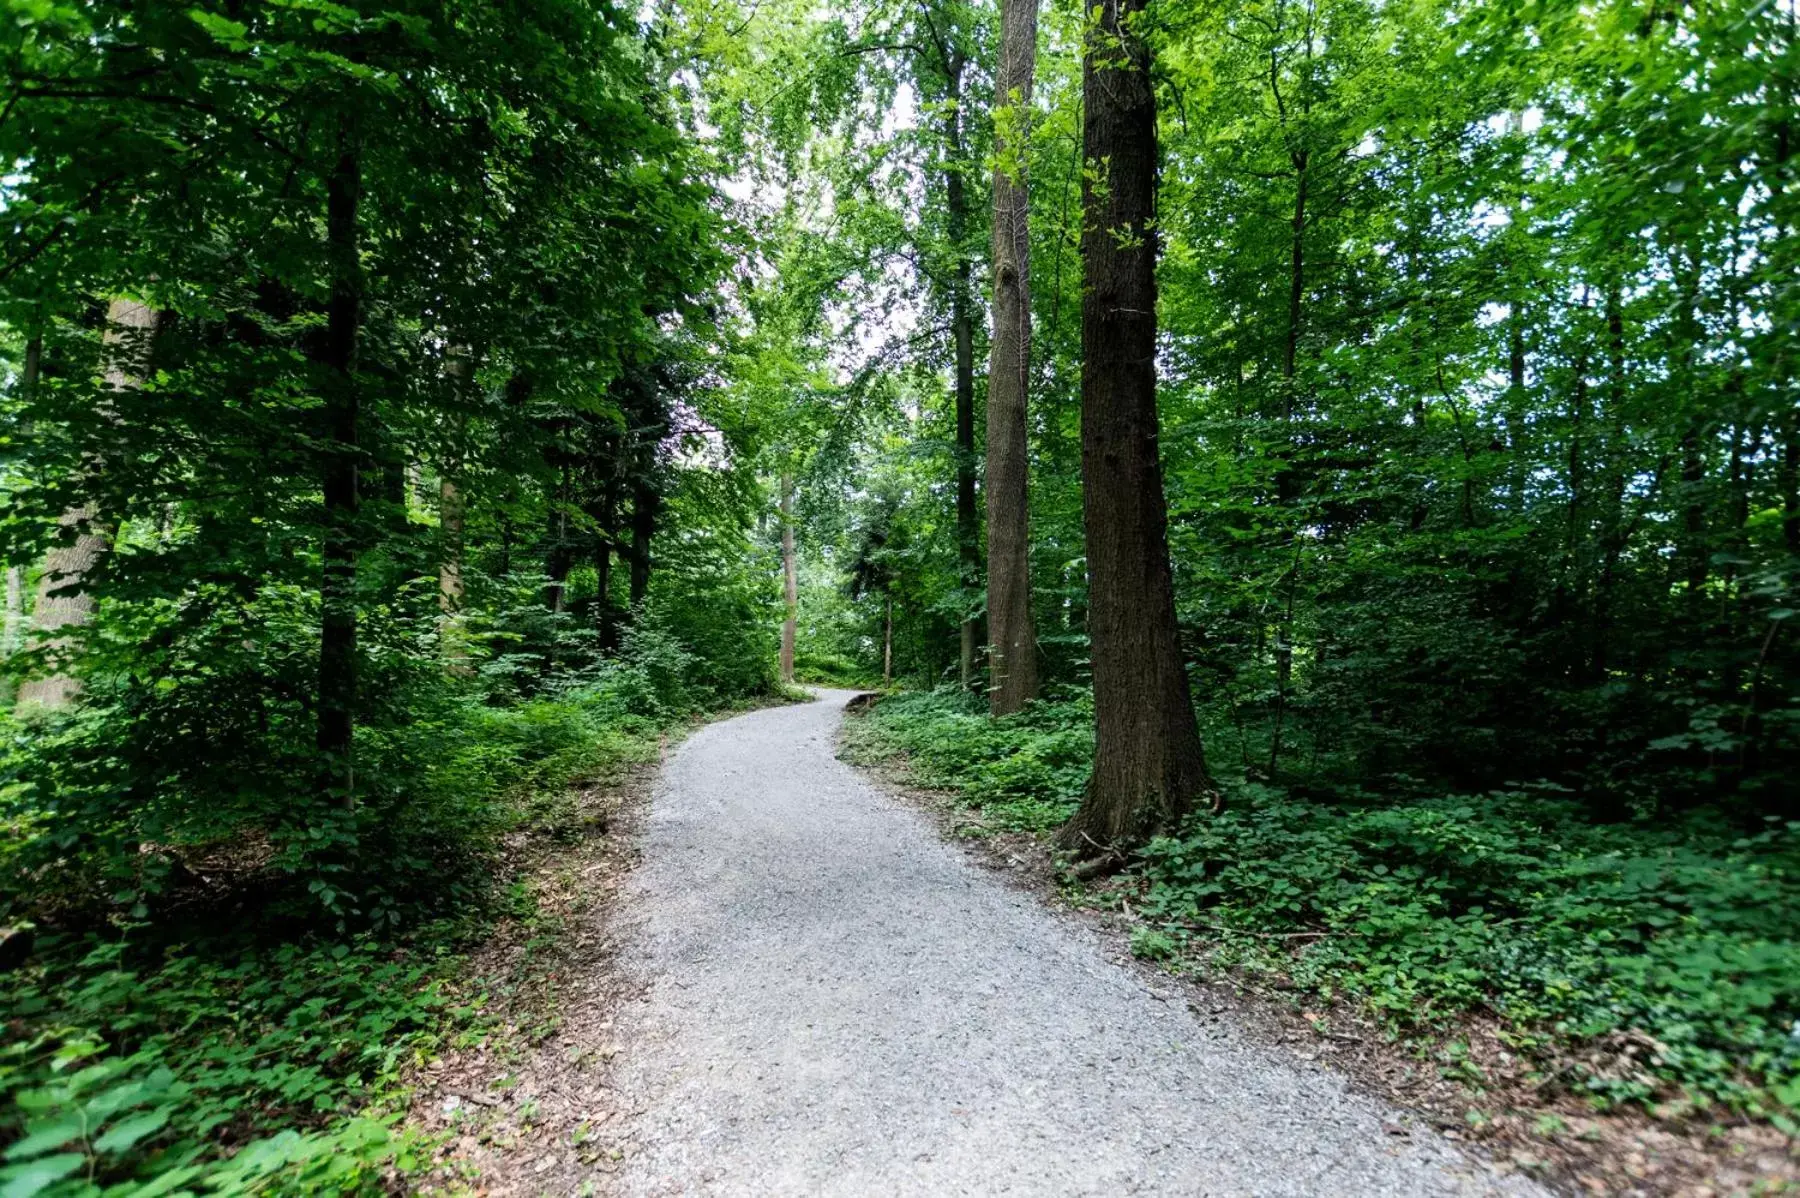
[4,335,42,667]
[1782,409,1799,557]
[545,464,573,612]
[1058,0,1215,856]
[317,127,362,809]
[2,567,20,665]
[940,40,982,692]
[629,472,659,608]
[595,533,615,646]
[1284,151,1308,402]
[16,301,156,712]
[779,471,798,684]
[596,463,619,652]
[984,0,1041,716]
[438,348,471,669]
[884,590,894,686]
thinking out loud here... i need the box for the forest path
[603,689,1539,1196]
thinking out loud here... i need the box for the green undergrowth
[839,686,1092,834]
[0,668,739,1196]
[845,688,1800,1128]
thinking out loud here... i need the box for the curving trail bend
[605,689,1541,1197]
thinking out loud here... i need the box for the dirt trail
[589,689,1541,1196]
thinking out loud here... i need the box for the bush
[0,659,683,1191]
[1136,783,1800,1114]
[842,688,1092,833]
[0,937,442,1195]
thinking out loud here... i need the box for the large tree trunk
[779,471,797,684]
[16,301,156,712]
[1058,0,1214,857]
[941,43,982,692]
[317,129,362,809]
[984,0,1041,716]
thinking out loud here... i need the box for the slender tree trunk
[1284,151,1308,405]
[1782,409,1799,557]
[1679,427,1707,604]
[438,349,471,669]
[1674,253,1708,611]
[985,0,1041,716]
[779,471,797,684]
[629,477,658,608]
[317,129,362,809]
[545,465,573,612]
[439,473,466,637]
[1267,148,1309,768]
[4,335,43,666]
[1594,283,1628,678]
[884,590,894,686]
[595,536,615,647]
[596,465,619,652]
[17,301,156,712]
[1058,0,1214,857]
[940,43,982,691]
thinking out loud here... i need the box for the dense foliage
[5,0,1798,1181]
[0,0,797,1186]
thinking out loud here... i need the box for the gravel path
[608,690,1543,1197]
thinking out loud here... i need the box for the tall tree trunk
[438,348,471,669]
[984,0,1041,716]
[16,301,156,712]
[545,465,573,612]
[1782,409,1800,557]
[317,129,362,809]
[1594,283,1629,679]
[941,42,981,692]
[596,464,619,652]
[629,476,658,608]
[883,590,893,686]
[1284,151,1308,403]
[779,471,797,684]
[1267,147,1309,768]
[1058,0,1215,857]
[1673,252,1708,612]
[2,566,20,672]
[4,334,43,667]
[595,535,615,647]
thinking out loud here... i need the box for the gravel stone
[609,689,1545,1196]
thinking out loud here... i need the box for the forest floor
[411,688,1549,1195]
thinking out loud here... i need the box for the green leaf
[92,1108,170,1155]
[186,8,249,49]
[2,1119,83,1162]
[0,1153,86,1198]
